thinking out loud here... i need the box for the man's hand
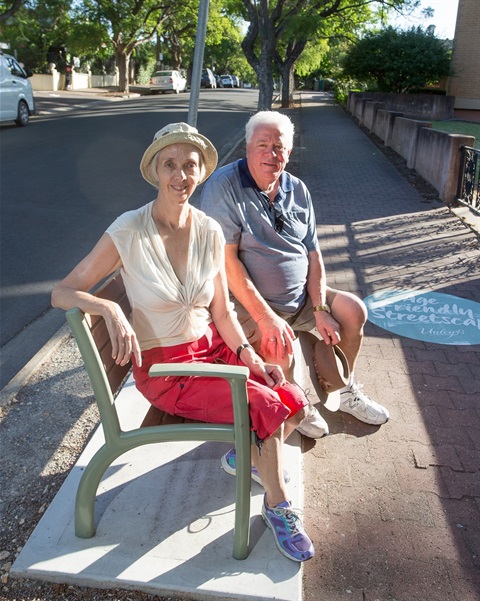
[257,312,295,360]
[314,311,341,346]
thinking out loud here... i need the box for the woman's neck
[152,198,191,232]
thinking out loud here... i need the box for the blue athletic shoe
[221,448,290,486]
[261,495,314,562]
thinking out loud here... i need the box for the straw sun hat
[140,122,218,188]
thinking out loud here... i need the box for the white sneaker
[339,382,389,425]
[296,406,329,438]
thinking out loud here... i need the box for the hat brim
[140,130,218,188]
[297,331,350,411]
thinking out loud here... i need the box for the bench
[66,271,253,560]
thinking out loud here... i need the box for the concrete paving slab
[11,375,304,601]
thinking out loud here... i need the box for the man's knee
[329,289,367,329]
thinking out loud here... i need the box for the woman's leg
[252,425,287,507]
[251,405,306,504]
[252,418,315,562]
[283,406,307,440]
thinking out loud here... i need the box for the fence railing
[456,145,480,216]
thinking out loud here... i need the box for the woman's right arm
[51,233,141,367]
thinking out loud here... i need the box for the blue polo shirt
[200,158,319,313]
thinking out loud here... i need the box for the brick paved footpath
[283,93,480,601]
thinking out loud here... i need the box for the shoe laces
[344,381,367,407]
[300,387,316,406]
[275,505,304,535]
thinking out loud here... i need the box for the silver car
[220,74,233,88]
[149,70,187,94]
[0,52,35,126]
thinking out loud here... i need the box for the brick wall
[447,0,480,113]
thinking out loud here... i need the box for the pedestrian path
[294,93,480,601]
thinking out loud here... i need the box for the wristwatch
[313,304,331,314]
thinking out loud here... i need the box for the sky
[388,0,459,38]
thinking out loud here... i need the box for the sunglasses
[272,204,285,232]
[268,202,285,233]
[258,191,286,233]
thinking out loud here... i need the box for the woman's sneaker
[221,448,290,486]
[261,495,314,562]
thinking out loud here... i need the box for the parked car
[0,52,35,127]
[214,74,223,88]
[149,70,187,94]
[220,74,233,88]
[231,75,240,88]
[200,68,216,88]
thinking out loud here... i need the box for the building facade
[446,0,480,122]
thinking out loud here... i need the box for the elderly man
[201,111,389,438]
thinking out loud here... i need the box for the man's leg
[233,299,329,438]
[326,288,366,369]
[327,288,389,425]
[289,290,389,426]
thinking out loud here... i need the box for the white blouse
[106,202,225,350]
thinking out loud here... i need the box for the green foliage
[341,26,451,93]
[0,0,74,71]
[333,78,367,105]
[0,0,250,88]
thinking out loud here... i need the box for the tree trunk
[280,64,295,108]
[116,49,131,94]
[257,55,274,111]
[276,39,308,108]
[241,0,276,111]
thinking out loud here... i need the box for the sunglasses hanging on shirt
[271,203,285,232]
[258,191,285,233]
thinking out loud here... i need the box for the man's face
[246,125,291,187]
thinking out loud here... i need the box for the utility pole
[187,0,210,127]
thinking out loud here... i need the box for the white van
[0,52,35,126]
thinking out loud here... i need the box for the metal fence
[456,145,480,215]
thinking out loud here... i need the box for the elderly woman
[51,123,314,563]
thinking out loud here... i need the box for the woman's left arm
[210,267,285,388]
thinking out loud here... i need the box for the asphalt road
[0,87,258,389]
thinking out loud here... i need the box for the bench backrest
[87,272,132,394]
[66,271,131,441]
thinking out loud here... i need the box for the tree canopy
[341,26,452,93]
[1,0,449,106]
[235,0,421,109]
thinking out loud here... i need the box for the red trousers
[133,324,307,441]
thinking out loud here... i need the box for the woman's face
[154,143,203,204]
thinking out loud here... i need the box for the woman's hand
[262,363,286,388]
[240,346,286,388]
[104,301,142,367]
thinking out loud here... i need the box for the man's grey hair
[245,111,294,150]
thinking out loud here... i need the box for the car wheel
[15,100,29,127]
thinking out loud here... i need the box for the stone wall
[347,96,476,203]
[348,92,455,121]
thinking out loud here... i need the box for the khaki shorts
[233,287,339,348]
